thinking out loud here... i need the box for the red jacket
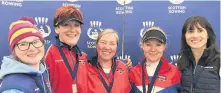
[130,57,181,93]
[45,44,88,93]
[87,60,131,93]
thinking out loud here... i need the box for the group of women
[0,5,219,93]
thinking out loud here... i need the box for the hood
[0,55,46,79]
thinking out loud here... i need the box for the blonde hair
[96,28,119,45]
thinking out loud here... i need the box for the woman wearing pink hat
[0,17,52,93]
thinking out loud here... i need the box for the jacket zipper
[41,74,46,93]
[69,50,76,66]
[191,63,198,93]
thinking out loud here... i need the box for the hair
[96,28,119,45]
[140,26,167,47]
[53,5,83,27]
[177,16,220,70]
[89,29,119,66]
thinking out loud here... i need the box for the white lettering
[62,3,81,8]
[2,1,22,7]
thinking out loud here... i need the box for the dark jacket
[180,49,220,93]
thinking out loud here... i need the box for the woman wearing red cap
[130,27,181,93]
[0,17,52,93]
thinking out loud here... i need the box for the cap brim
[143,37,165,43]
[142,29,166,44]
[64,18,83,24]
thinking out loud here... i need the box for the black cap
[54,16,83,27]
[142,30,166,44]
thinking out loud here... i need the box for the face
[142,39,166,63]
[14,36,45,65]
[185,23,208,50]
[96,33,118,62]
[56,21,81,46]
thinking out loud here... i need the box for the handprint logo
[87,21,103,40]
[140,21,154,37]
[169,55,181,66]
[34,17,51,38]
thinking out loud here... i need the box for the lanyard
[141,59,162,93]
[57,46,79,79]
[97,59,117,93]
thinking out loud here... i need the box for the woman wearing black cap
[177,16,220,93]
[45,5,88,93]
[130,27,181,93]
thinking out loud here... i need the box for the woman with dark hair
[177,16,220,93]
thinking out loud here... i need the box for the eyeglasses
[16,39,44,51]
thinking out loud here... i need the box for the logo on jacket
[157,75,167,81]
[116,68,124,74]
[140,21,155,37]
[35,88,40,91]
[45,80,51,89]
[34,17,51,44]
[79,59,85,65]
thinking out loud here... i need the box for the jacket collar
[55,36,82,56]
[141,56,171,74]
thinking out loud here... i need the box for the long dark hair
[177,16,220,70]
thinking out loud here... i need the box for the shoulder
[87,64,98,74]
[47,44,57,51]
[2,74,32,81]
[2,89,24,93]
[169,64,180,71]
[45,44,57,56]
[79,52,87,59]
[0,74,34,93]
[130,63,142,74]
